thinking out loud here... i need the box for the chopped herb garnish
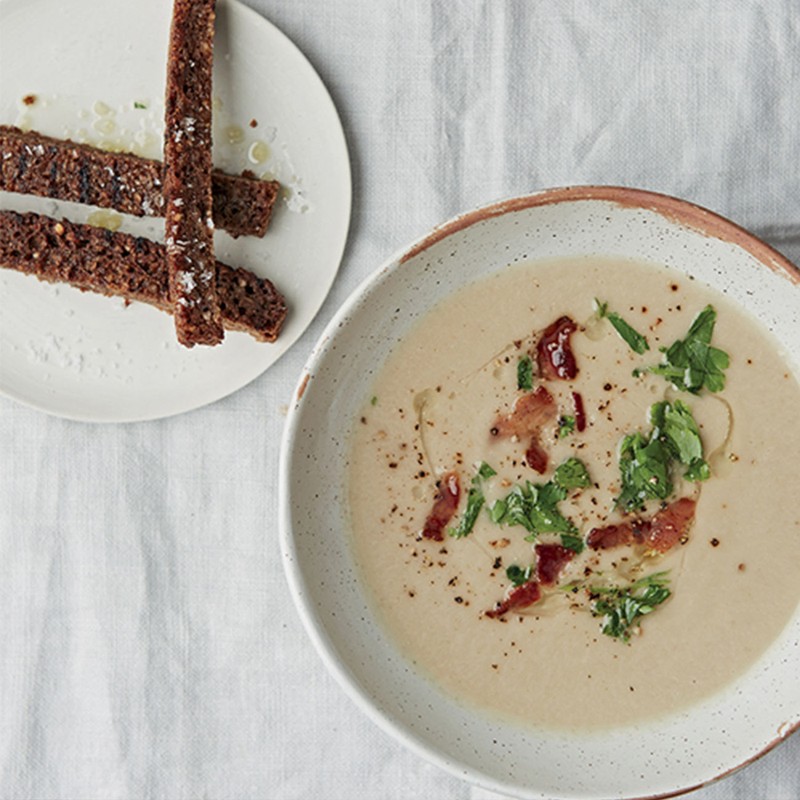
[616,401,709,510]
[553,457,591,491]
[449,462,495,539]
[489,458,587,540]
[590,572,671,642]
[490,480,575,539]
[651,399,710,481]
[560,532,585,554]
[370,395,378,406]
[557,415,576,438]
[617,431,673,510]
[640,305,729,394]
[595,298,650,354]
[517,355,533,391]
[134,101,147,109]
[506,564,532,586]
[476,461,497,480]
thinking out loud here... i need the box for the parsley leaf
[590,572,671,642]
[596,299,650,354]
[489,458,587,540]
[651,399,710,481]
[489,480,575,539]
[616,401,709,510]
[449,462,495,539]
[553,457,592,491]
[506,564,532,586]
[643,305,729,394]
[557,415,576,438]
[560,532,585,554]
[517,355,534,391]
[616,431,674,510]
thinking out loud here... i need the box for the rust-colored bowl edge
[399,186,800,287]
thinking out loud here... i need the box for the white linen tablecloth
[2,1,799,798]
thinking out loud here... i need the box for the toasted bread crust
[0,210,287,343]
[0,125,279,238]
[164,0,222,346]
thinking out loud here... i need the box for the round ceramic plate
[0,0,350,421]
[280,188,800,800]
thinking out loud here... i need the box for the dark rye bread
[0,210,288,343]
[163,0,222,346]
[0,125,279,238]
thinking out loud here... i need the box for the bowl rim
[278,185,800,800]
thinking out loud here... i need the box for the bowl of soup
[279,187,800,799]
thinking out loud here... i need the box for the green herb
[641,305,729,394]
[133,101,147,109]
[489,458,587,540]
[616,401,709,510]
[449,462,496,539]
[517,355,533,391]
[557,415,576,438]
[506,564,532,586]
[553,457,591,491]
[616,431,674,510]
[560,532,585,554]
[370,395,378,406]
[476,462,497,480]
[595,299,650,354]
[590,572,671,642]
[489,480,575,539]
[651,400,710,481]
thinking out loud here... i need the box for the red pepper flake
[22,94,37,106]
[535,543,575,585]
[536,316,578,380]
[485,580,541,619]
[572,391,586,432]
[420,471,460,541]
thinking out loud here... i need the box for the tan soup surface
[347,257,800,731]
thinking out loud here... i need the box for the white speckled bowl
[279,187,800,799]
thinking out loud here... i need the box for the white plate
[0,0,350,421]
[280,188,800,800]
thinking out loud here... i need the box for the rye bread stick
[0,210,287,343]
[164,0,222,346]
[0,125,280,238]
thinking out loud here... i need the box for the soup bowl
[278,186,800,799]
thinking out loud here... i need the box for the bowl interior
[280,189,800,800]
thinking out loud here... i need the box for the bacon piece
[535,543,576,585]
[572,391,587,432]
[525,438,549,474]
[587,520,637,550]
[644,497,697,553]
[491,386,557,474]
[485,580,541,619]
[536,316,579,380]
[587,498,697,553]
[420,471,460,541]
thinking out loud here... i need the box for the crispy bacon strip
[536,316,578,380]
[535,543,576,585]
[572,391,587,432]
[485,580,541,619]
[420,471,460,541]
[587,498,697,553]
[644,497,697,553]
[491,386,557,474]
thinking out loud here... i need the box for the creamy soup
[347,257,800,731]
